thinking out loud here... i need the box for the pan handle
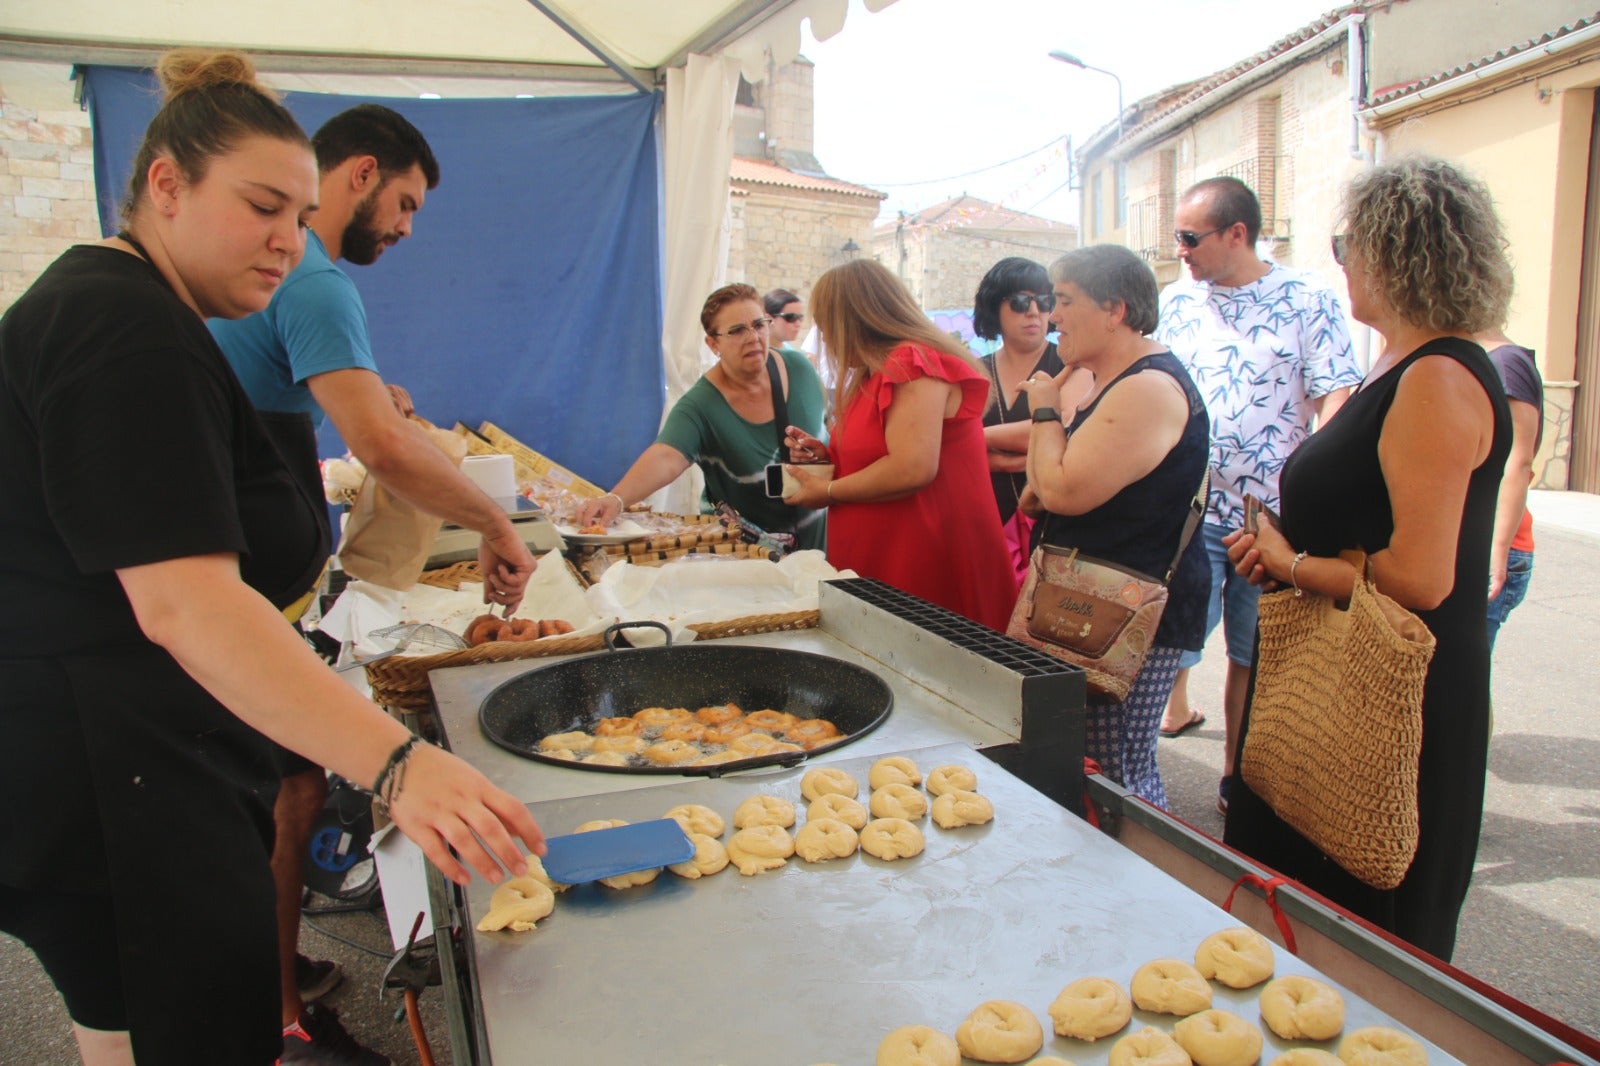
[602,620,673,651]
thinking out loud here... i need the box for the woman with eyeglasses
[0,49,544,1065]
[575,283,826,550]
[1223,156,1513,961]
[971,257,1069,585]
[1021,245,1211,808]
[782,260,1014,629]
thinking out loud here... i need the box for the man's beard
[341,190,392,266]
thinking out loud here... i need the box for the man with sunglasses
[1154,177,1362,815]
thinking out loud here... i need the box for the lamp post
[1048,50,1124,139]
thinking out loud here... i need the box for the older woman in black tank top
[1223,157,1513,961]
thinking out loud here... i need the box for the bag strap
[1161,467,1211,585]
[765,350,789,455]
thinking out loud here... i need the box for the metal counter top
[462,742,1459,1066]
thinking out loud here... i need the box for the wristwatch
[1031,406,1059,423]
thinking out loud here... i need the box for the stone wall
[727,183,878,300]
[874,225,1081,311]
[1,61,101,315]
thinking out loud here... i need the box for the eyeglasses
[1006,292,1056,314]
[776,311,805,324]
[1331,233,1350,266]
[711,317,773,339]
[1174,225,1229,249]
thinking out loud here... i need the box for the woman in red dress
[783,260,1015,630]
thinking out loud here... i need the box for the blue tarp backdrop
[82,66,664,489]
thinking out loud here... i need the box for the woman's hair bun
[156,49,265,101]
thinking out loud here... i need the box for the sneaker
[1217,776,1233,815]
[280,1002,391,1066]
[294,953,343,1004]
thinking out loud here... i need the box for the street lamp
[1049,50,1124,139]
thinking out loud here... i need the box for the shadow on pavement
[1489,733,1600,791]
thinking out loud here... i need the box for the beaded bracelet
[373,735,421,813]
[1289,550,1310,598]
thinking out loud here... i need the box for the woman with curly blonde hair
[1222,155,1513,960]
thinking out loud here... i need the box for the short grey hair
[1048,245,1160,335]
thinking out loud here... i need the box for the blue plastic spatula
[539,819,696,884]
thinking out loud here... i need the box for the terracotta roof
[729,157,885,200]
[877,195,1077,234]
[1369,12,1600,106]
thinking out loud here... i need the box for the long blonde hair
[811,259,981,420]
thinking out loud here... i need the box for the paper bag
[337,420,468,590]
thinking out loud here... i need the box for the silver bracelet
[1289,550,1309,597]
[603,491,625,511]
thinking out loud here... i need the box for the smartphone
[764,462,834,498]
[1244,494,1280,533]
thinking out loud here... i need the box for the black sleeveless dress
[1223,337,1510,961]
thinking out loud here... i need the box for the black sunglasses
[1331,233,1350,266]
[1006,292,1056,314]
[776,311,805,323]
[1174,225,1229,249]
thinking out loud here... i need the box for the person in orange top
[783,260,1015,630]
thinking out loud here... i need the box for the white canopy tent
[1,0,896,510]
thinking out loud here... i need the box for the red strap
[1223,872,1298,955]
[1081,758,1102,829]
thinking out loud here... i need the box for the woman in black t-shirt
[0,50,544,1066]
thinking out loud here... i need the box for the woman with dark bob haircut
[1224,155,1514,960]
[971,257,1066,583]
[1022,245,1211,807]
[0,50,544,1065]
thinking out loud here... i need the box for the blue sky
[802,0,1344,224]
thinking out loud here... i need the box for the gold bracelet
[1289,550,1309,597]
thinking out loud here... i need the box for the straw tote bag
[1240,553,1436,890]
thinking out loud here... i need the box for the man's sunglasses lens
[1176,231,1202,249]
[1007,293,1055,313]
[778,312,804,323]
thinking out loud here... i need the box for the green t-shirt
[655,348,826,551]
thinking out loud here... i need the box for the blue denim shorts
[1486,547,1533,652]
[1178,520,1260,669]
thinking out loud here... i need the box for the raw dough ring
[875,1025,960,1066]
[726,825,795,875]
[1173,1009,1264,1066]
[1048,976,1131,1041]
[733,794,797,829]
[664,803,725,838]
[474,876,554,933]
[1131,958,1213,1016]
[1195,926,1275,988]
[801,767,860,802]
[808,793,869,829]
[1109,1027,1190,1066]
[926,764,978,796]
[1260,975,1345,1041]
[955,1000,1045,1063]
[1271,1051,1344,1065]
[931,789,994,828]
[869,755,922,789]
[859,817,925,860]
[870,782,928,820]
[1338,1026,1427,1065]
[574,819,659,888]
[538,731,595,753]
[667,832,729,879]
[793,817,860,862]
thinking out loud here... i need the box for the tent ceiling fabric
[1,0,899,83]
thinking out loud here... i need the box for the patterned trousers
[1084,646,1185,810]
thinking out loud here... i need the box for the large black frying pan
[478,623,893,775]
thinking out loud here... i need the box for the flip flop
[1159,711,1206,739]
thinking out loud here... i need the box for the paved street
[3,491,1597,1064]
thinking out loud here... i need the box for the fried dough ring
[667,833,729,879]
[538,731,595,753]
[642,739,699,765]
[955,1000,1044,1064]
[801,767,860,802]
[1131,958,1213,1016]
[808,793,869,829]
[729,732,782,756]
[1109,1026,1190,1066]
[695,703,743,725]
[1173,1009,1264,1066]
[1259,975,1345,1041]
[463,613,504,647]
[870,782,928,820]
[1337,1026,1427,1065]
[594,716,643,737]
[664,803,724,838]
[661,720,708,743]
[1194,926,1275,989]
[591,734,646,755]
[793,817,860,862]
[745,708,798,732]
[786,717,841,745]
[925,764,978,796]
[581,750,629,766]
[703,719,753,745]
[474,875,555,933]
[931,789,994,828]
[692,749,744,766]
[633,706,692,728]
[726,824,794,875]
[732,794,796,829]
[869,755,922,789]
[875,1025,960,1066]
[859,817,924,860]
[1048,976,1132,1041]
